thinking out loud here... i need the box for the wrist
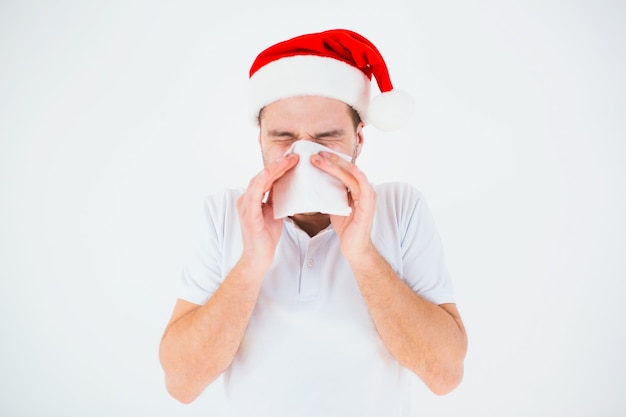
[343,239,378,266]
[237,253,273,283]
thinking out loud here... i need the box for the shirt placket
[297,229,331,301]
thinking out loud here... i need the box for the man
[159,29,467,416]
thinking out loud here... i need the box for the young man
[159,29,467,416]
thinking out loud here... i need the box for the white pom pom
[367,89,415,131]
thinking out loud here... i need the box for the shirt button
[307,259,314,268]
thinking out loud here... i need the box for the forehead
[260,96,353,127]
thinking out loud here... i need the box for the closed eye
[313,129,345,140]
[268,130,298,142]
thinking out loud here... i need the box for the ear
[257,110,264,147]
[258,127,265,152]
[354,121,365,159]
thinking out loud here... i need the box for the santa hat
[248,29,414,131]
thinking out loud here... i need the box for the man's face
[258,96,363,165]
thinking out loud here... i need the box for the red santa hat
[248,29,414,131]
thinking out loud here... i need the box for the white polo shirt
[180,182,456,417]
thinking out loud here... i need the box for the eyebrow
[313,129,345,139]
[267,129,346,139]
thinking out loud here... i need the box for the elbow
[402,342,467,395]
[423,362,465,396]
[159,342,205,404]
[164,375,202,404]
[425,324,468,395]
[169,390,198,405]
[160,355,202,404]
[159,349,225,404]
[169,390,196,405]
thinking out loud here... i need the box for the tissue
[272,141,352,219]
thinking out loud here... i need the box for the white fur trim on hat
[248,55,371,123]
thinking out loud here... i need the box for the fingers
[311,151,372,205]
[238,153,299,220]
[248,153,299,199]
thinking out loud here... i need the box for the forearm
[159,257,266,403]
[349,243,467,395]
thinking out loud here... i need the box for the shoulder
[202,188,244,209]
[201,188,245,224]
[372,182,437,238]
[374,182,426,211]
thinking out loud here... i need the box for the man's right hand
[236,153,299,272]
[160,153,299,403]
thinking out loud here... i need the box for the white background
[1,1,625,416]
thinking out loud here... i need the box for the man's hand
[237,153,299,271]
[161,153,299,403]
[311,151,376,261]
[313,151,466,394]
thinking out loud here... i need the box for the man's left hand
[311,151,377,262]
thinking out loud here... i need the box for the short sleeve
[178,190,241,305]
[400,185,455,305]
[374,183,456,305]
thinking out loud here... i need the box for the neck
[290,213,331,237]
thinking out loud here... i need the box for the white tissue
[272,141,352,219]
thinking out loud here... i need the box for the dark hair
[347,106,362,130]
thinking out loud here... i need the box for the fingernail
[275,156,285,163]
[319,151,331,158]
